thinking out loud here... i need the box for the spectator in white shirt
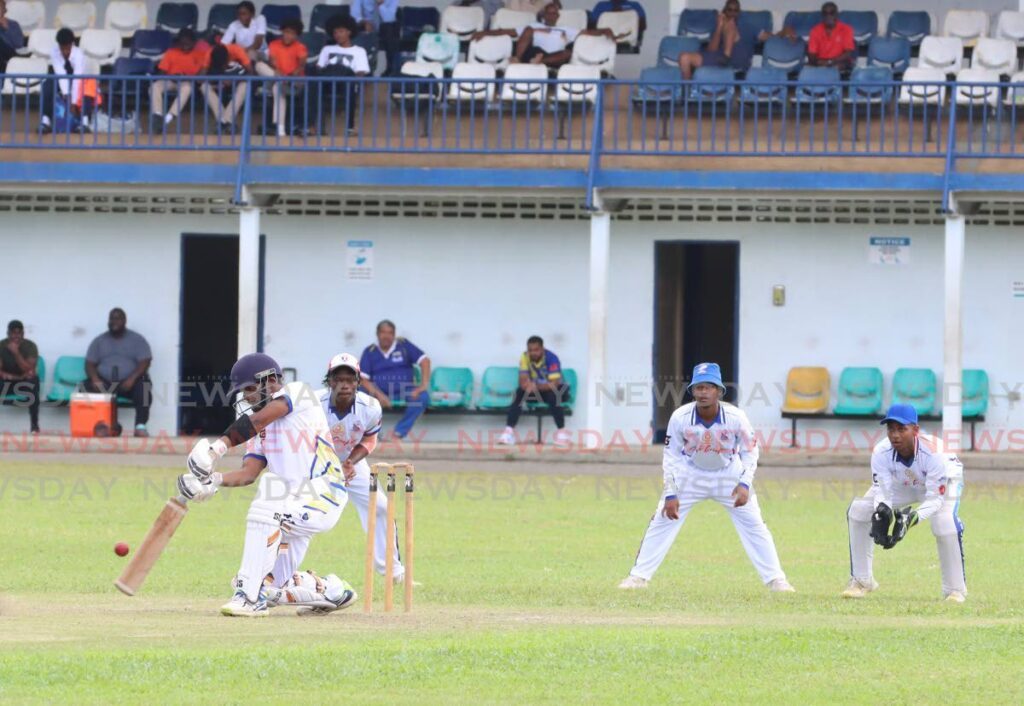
[316,15,369,135]
[223,1,267,60]
[474,2,617,68]
[39,28,96,134]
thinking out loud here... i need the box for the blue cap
[880,403,918,426]
[687,362,725,392]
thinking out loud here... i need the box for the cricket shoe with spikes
[618,575,649,589]
[944,591,966,604]
[841,578,879,599]
[220,589,269,617]
[768,578,796,593]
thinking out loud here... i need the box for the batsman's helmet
[229,353,283,412]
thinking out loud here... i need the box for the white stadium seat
[104,0,147,37]
[557,9,588,32]
[26,28,57,59]
[392,60,443,98]
[55,1,97,32]
[897,66,947,105]
[995,11,1024,46]
[448,61,496,103]
[467,34,513,71]
[953,68,1000,107]
[917,36,963,75]
[6,0,47,33]
[972,38,1017,76]
[554,64,600,104]
[597,10,640,50]
[79,28,122,67]
[942,10,988,47]
[489,8,533,33]
[570,34,616,75]
[500,62,548,103]
[440,6,485,42]
[1003,70,1024,105]
[0,56,48,96]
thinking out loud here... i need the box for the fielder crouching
[843,404,966,602]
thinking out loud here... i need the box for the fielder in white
[620,362,794,592]
[319,353,406,583]
[177,352,358,617]
[843,403,967,602]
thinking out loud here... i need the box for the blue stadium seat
[688,66,735,105]
[155,2,198,31]
[738,10,772,44]
[354,31,379,74]
[839,10,877,49]
[783,11,819,42]
[207,3,236,34]
[845,66,893,103]
[677,8,716,41]
[887,11,930,47]
[867,36,911,75]
[130,29,173,60]
[740,66,787,105]
[792,66,841,104]
[301,30,326,62]
[632,65,682,103]
[262,4,301,35]
[762,36,806,74]
[113,56,155,75]
[311,3,350,33]
[399,6,440,53]
[657,35,700,67]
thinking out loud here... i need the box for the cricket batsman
[176,353,358,617]
[619,362,794,592]
[843,403,966,602]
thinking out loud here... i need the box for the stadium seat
[832,367,884,415]
[448,61,496,103]
[262,4,301,36]
[844,66,893,136]
[886,11,930,47]
[898,66,947,106]
[467,34,513,71]
[995,11,1024,46]
[6,0,46,33]
[440,5,485,42]
[780,367,830,415]
[26,28,57,59]
[839,10,877,50]
[867,36,911,75]
[570,34,616,75]
[953,68,1001,108]
[738,10,772,45]
[560,368,577,409]
[597,10,640,51]
[500,62,548,103]
[739,66,787,106]
[917,36,963,76]
[632,66,682,140]
[80,28,123,66]
[46,356,87,403]
[891,368,937,416]
[557,9,588,32]
[105,1,147,37]
[688,65,735,105]
[762,36,806,74]
[206,3,235,34]
[354,31,378,74]
[415,32,460,72]
[130,29,173,60]
[300,30,326,62]
[113,55,153,75]
[783,11,819,42]
[398,6,441,53]
[155,2,198,31]
[555,63,600,104]
[55,1,97,32]
[477,366,520,409]
[489,8,533,33]
[972,38,1017,76]
[961,369,989,418]
[1004,70,1024,105]
[1,57,46,98]
[677,8,716,41]
[942,9,987,47]
[792,65,841,104]
[429,367,474,408]
[391,61,443,136]
[0,357,45,404]
[310,4,350,33]
[658,35,700,68]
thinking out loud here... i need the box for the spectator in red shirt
[255,18,308,136]
[807,2,855,74]
[201,37,254,129]
[150,29,207,133]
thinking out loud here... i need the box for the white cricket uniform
[847,434,966,596]
[320,388,405,579]
[237,381,349,598]
[629,402,788,584]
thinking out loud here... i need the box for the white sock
[236,520,281,602]
[504,426,514,434]
[165,114,174,125]
[41,115,51,126]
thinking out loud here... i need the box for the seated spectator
[83,308,152,438]
[477,3,618,69]
[150,28,207,133]
[678,0,776,79]
[0,320,40,434]
[591,0,646,36]
[351,0,397,76]
[0,0,25,75]
[316,14,369,135]
[499,335,570,447]
[222,0,266,61]
[38,29,98,135]
[453,0,503,25]
[255,18,308,137]
[201,38,254,129]
[358,320,431,441]
[807,2,855,74]
[505,0,558,16]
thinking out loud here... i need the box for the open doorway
[652,241,739,441]
[178,234,265,434]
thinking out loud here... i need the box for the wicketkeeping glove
[870,503,894,548]
[884,505,919,550]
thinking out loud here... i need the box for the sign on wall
[1013,281,1024,299]
[869,237,911,265]
[346,240,374,281]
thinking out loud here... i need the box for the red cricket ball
[114,542,130,557]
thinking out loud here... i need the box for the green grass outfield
[1,460,1021,705]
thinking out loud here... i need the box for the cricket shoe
[618,575,649,589]
[944,591,966,604]
[841,578,879,599]
[220,590,268,617]
[768,578,796,593]
[498,427,516,445]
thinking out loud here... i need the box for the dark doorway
[179,234,264,434]
[652,241,739,441]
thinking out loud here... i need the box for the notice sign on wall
[1013,281,1024,299]
[346,240,374,281]
[869,237,911,265]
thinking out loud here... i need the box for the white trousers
[847,484,966,596]
[629,471,787,584]
[345,459,405,579]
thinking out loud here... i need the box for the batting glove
[177,472,222,503]
[187,438,227,481]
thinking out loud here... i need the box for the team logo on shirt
[391,351,405,362]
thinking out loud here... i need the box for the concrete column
[238,190,261,357]
[943,206,965,450]
[586,209,611,449]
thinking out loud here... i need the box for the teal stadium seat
[961,369,989,418]
[527,367,578,411]
[0,357,45,403]
[46,356,86,403]
[429,367,473,408]
[833,367,884,415]
[477,366,519,409]
[891,368,937,416]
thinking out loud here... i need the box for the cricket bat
[114,496,189,596]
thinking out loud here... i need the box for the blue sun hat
[687,362,726,392]
[880,403,918,426]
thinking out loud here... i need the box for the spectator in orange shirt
[255,18,307,136]
[201,36,254,129]
[807,2,855,74]
[150,28,207,133]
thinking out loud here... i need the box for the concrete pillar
[238,189,261,357]
[943,205,965,450]
[586,209,611,449]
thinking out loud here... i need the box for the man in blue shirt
[0,0,25,75]
[499,335,570,446]
[358,320,432,439]
[351,0,399,76]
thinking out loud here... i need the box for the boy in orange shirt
[150,28,207,133]
[255,18,308,136]
[201,34,254,129]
